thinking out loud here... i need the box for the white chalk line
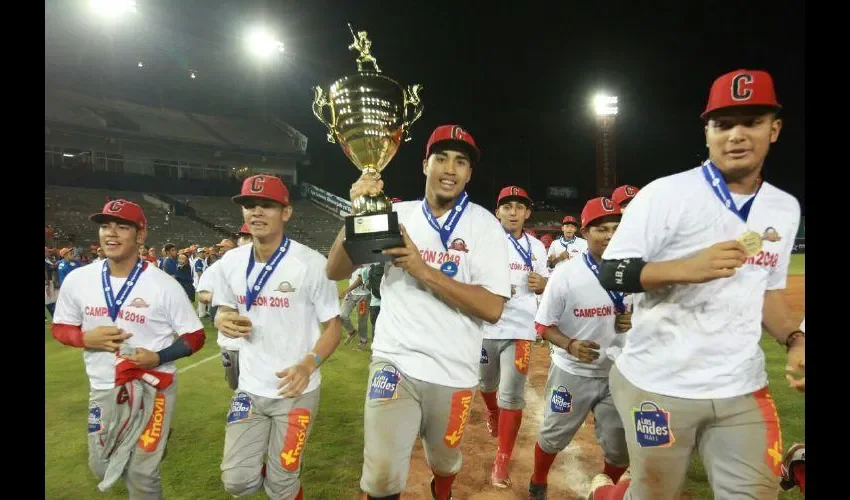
[178,353,219,373]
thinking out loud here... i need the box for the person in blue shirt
[56,248,81,288]
[163,244,179,278]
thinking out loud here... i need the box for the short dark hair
[164,243,176,252]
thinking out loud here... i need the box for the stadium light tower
[245,26,285,61]
[88,0,137,19]
[593,93,618,197]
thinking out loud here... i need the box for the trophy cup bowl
[312,31,423,264]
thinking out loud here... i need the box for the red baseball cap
[232,174,290,206]
[90,199,147,230]
[581,197,622,229]
[497,185,532,206]
[562,215,579,226]
[612,185,640,206]
[239,223,250,235]
[425,125,481,163]
[701,69,782,119]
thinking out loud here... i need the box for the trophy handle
[402,84,424,142]
[312,86,337,143]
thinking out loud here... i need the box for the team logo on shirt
[762,227,782,242]
[632,401,674,448]
[275,281,297,293]
[369,365,401,401]
[280,408,312,472]
[550,385,572,413]
[444,390,473,448]
[88,402,102,433]
[138,392,168,452]
[448,238,469,253]
[227,392,252,424]
[127,297,150,308]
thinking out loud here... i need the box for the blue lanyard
[102,259,145,322]
[245,237,291,311]
[560,236,576,249]
[420,192,470,250]
[583,252,626,313]
[507,232,533,268]
[701,160,760,222]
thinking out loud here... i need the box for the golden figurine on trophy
[312,24,423,264]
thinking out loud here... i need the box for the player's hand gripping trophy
[312,24,423,264]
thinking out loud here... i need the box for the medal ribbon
[102,259,145,322]
[245,237,291,311]
[701,160,760,222]
[421,191,470,250]
[507,231,533,268]
[583,252,626,313]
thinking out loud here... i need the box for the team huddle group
[50,68,805,500]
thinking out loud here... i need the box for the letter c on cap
[107,200,126,213]
[250,176,266,193]
[731,73,754,101]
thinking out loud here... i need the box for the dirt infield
[395,275,805,499]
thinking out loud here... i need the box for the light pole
[593,93,618,197]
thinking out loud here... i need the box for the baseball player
[339,265,372,349]
[527,197,631,500]
[193,247,208,318]
[51,199,205,498]
[479,185,549,488]
[326,124,511,500]
[213,174,342,500]
[611,185,640,212]
[547,216,587,269]
[57,247,81,287]
[589,69,804,500]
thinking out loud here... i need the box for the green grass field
[45,255,805,499]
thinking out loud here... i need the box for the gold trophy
[312,24,423,264]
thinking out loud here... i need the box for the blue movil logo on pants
[633,401,674,447]
[227,392,252,424]
[369,365,400,401]
[550,385,572,413]
[480,347,489,364]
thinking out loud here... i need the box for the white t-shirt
[483,232,549,341]
[198,261,245,351]
[213,239,340,399]
[547,236,588,268]
[348,267,371,297]
[602,166,800,399]
[535,254,630,377]
[372,199,511,388]
[53,260,204,391]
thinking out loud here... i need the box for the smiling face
[240,197,292,242]
[423,149,473,207]
[98,220,145,263]
[705,107,782,183]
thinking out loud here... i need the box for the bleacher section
[45,186,340,254]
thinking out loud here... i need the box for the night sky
[45,0,805,213]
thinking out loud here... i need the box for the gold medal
[738,230,762,256]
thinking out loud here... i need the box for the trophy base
[343,211,404,265]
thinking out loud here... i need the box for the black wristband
[600,258,647,293]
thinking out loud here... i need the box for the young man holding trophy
[327,124,511,499]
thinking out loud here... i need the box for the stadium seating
[45,185,341,254]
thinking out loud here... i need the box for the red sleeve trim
[52,323,85,348]
[180,328,206,353]
[534,322,553,335]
